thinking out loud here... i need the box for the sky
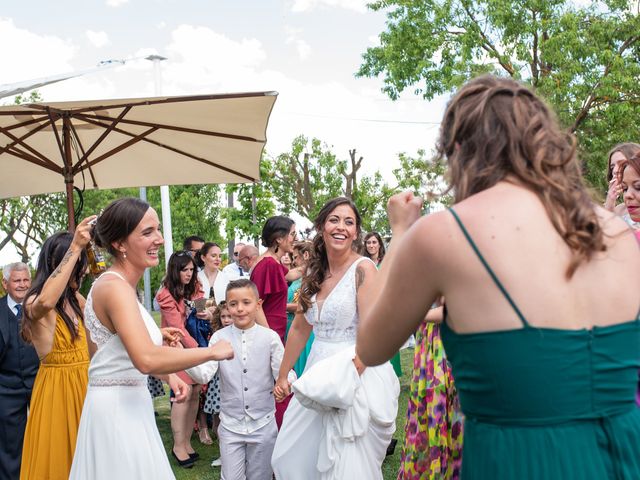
[0,0,448,263]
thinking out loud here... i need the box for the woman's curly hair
[438,75,605,278]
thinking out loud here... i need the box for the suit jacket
[0,295,39,389]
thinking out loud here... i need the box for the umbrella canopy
[0,91,277,228]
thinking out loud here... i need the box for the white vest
[216,325,275,421]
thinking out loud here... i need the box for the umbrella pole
[63,118,76,231]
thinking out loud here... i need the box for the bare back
[430,182,640,333]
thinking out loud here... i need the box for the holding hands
[160,327,184,347]
[274,376,291,402]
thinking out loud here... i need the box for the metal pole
[63,117,76,232]
[145,55,172,267]
[140,186,152,311]
[252,185,258,247]
[227,190,234,258]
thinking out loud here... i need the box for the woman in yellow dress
[20,217,96,480]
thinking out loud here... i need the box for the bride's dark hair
[299,197,362,312]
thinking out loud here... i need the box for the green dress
[285,277,314,377]
[441,209,640,479]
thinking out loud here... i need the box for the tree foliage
[358,0,640,191]
[224,157,276,245]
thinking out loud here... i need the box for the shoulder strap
[100,270,127,282]
[449,208,529,327]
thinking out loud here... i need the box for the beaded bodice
[304,257,372,343]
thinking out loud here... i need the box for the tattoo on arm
[355,266,365,292]
[51,249,74,279]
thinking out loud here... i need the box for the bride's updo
[299,197,362,312]
[94,198,150,258]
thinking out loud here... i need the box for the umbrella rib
[46,108,66,164]
[0,122,60,168]
[79,116,256,181]
[80,126,159,170]
[0,121,50,158]
[67,121,99,188]
[73,106,132,171]
[76,112,264,143]
[5,145,61,174]
[3,115,50,131]
[23,91,277,114]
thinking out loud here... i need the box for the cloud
[106,0,129,7]
[0,18,77,84]
[284,26,311,60]
[291,0,369,13]
[86,30,110,48]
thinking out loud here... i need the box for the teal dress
[441,209,640,479]
[285,278,314,377]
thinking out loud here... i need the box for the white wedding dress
[271,257,400,480]
[69,271,175,479]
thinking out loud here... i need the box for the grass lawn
[152,312,412,479]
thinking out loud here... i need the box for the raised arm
[94,278,233,375]
[25,216,94,323]
[357,192,442,367]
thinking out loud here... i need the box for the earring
[122,251,127,259]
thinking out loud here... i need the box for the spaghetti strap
[449,208,530,327]
[99,271,127,282]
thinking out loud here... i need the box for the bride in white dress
[272,197,400,480]
[69,198,233,479]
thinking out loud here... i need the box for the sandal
[198,428,213,445]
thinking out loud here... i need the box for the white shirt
[7,295,20,317]
[222,262,247,281]
[187,323,296,434]
[197,269,230,304]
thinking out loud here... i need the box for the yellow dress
[20,315,89,480]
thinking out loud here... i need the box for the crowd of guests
[0,75,639,480]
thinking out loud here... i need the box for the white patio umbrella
[0,91,277,229]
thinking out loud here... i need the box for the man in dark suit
[0,262,39,480]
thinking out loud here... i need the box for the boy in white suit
[187,279,295,480]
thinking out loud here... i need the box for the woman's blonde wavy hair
[438,75,605,278]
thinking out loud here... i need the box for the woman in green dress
[285,241,314,376]
[364,231,403,377]
[356,75,640,479]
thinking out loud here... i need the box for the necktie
[15,303,22,319]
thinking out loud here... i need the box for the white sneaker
[211,457,222,467]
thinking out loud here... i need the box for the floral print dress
[398,321,464,480]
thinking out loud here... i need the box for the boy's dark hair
[226,278,260,299]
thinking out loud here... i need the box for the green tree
[224,156,277,245]
[358,0,640,191]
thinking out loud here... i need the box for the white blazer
[197,269,230,303]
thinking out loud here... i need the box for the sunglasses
[233,252,240,256]
[175,250,193,258]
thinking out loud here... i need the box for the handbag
[185,306,212,348]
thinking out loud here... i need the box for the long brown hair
[438,75,606,278]
[607,143,640,181]
[22,232,87,342]
[299,197,362,312]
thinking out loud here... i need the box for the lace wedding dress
[69,271,175,479]
[272,257,400,479]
